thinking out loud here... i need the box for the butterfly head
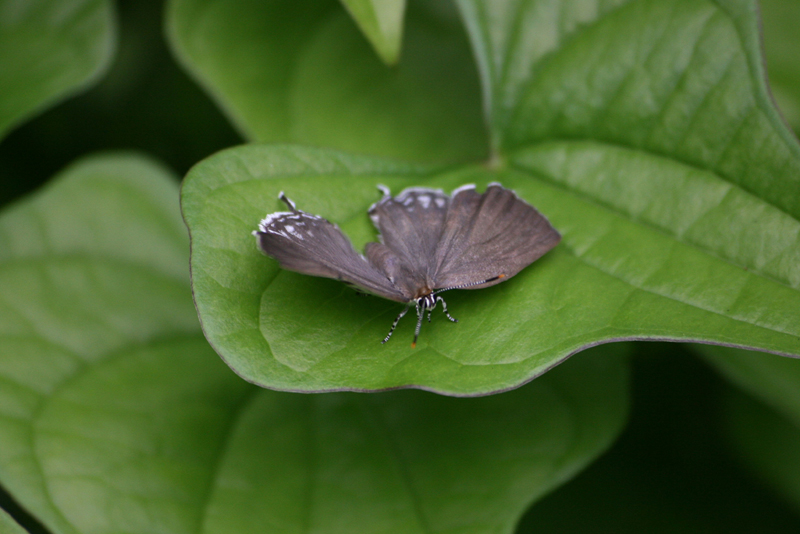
[383,275,506,348]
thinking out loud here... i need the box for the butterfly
[253,183,560,347]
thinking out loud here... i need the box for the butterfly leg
[382,304,411,344]
[437,296,458,323]
[425,294,437,323]
[412,300,425,348]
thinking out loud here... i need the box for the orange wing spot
[498,274,506,278]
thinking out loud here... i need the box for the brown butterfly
[254,184,560,347]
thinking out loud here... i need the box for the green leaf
[0,508,28,534]
[0,0,115,140]
[723,385,800,514]
[519,344,800,532]
[761,0,800,132]
[0,153,630,533]
[455,0,800,218]
[0,153,189,280]
[0,153,199,534]
[339,0,406,65]
[165,0,487,163]
[198,347,628,534]
[182,144,800,395]
[699,346,800,512]
[700,346,800,425]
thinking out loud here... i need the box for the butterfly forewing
[255,210,408,302]
[431,184,561,289]
[368,187,450,284]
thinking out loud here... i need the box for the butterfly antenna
[382,304,410,344]
[278,191,298,212]
[433,274,505,295]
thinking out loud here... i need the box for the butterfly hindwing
[431,184,561,289]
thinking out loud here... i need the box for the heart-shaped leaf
[0,153,630,533]
[165,0,487,163]
[0,0,115,139]
[182,142,800,395]
[339,0,406,64]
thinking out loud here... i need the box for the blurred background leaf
[760,0,800,133]
[0,0,240,206]
[166,0,487,163]
[0,0,115,140]
[518,343,800,533]
[339,0,407,64]
[0,507,28,534]
[698,345,800,513]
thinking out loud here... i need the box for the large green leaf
[0,0,115,140]
[165,0,487,163]
[181,143,800,394]
[166,347,628,534]
[339,0,406,64]
[0,154,629,533]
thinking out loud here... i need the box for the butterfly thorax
[415,292,437,309]
[413,286,434,301]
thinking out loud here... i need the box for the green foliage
[340,0,407,64]
[182,142,800,394]
[760,0,800,131]
[0,155,629,533]
[0,508,27,534]
[0,0,115,139]
[166,0,487,163]
[181,0,800,395]
[2,0,800,532]
[702,346,800,513]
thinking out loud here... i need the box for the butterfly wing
[431,184,560,289]
[255,210,410,303]
[367,187,450,286]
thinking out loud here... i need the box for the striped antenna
[433,274,504,295]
